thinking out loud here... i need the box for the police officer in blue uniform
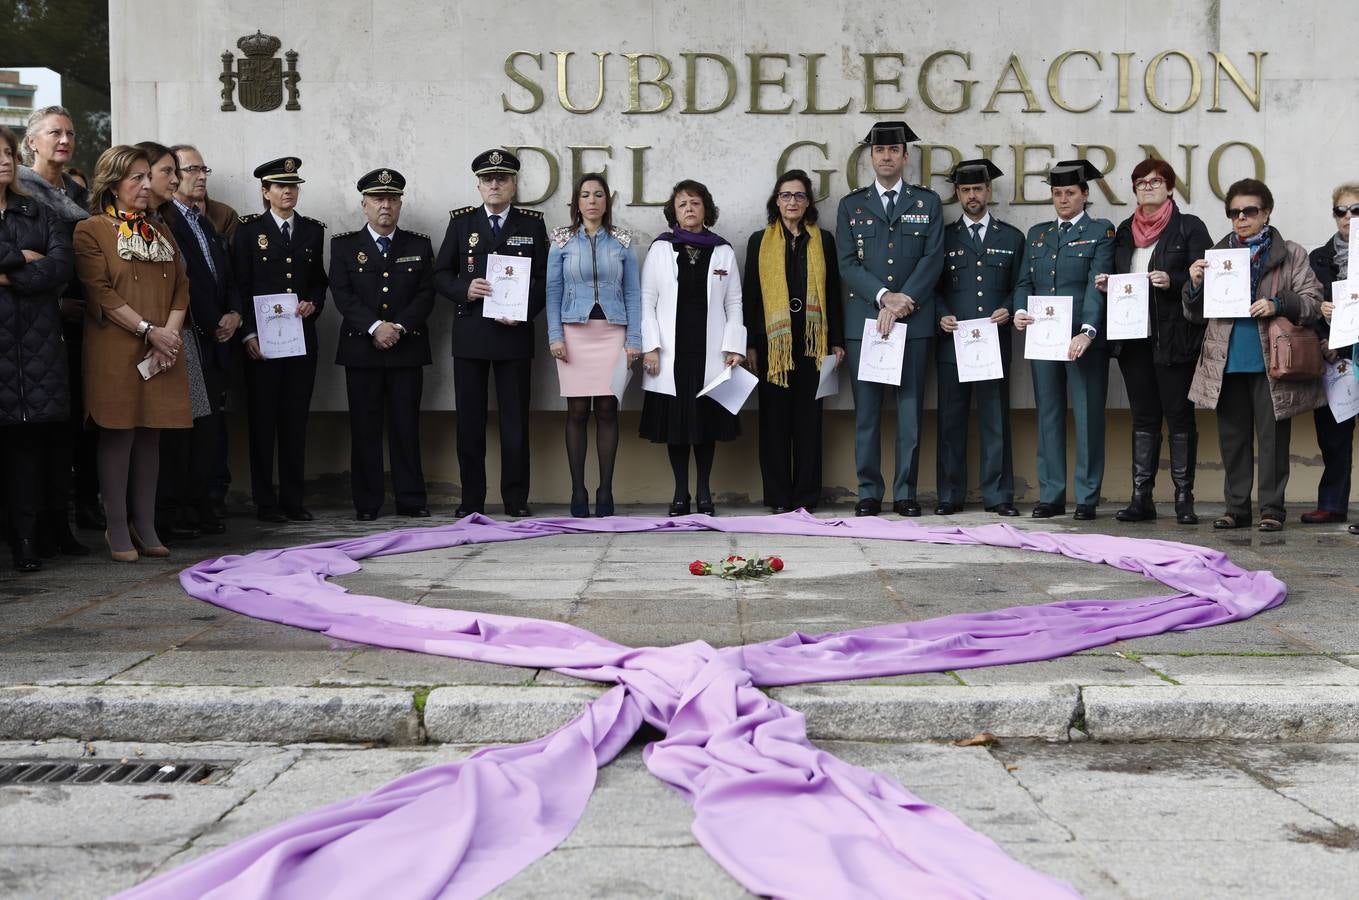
[329,168,435,521]
[232,156,328,523]
[1013,159,1116,520]
[934,159,1024,517]
[433,149,548,518]
[836,120,945,516]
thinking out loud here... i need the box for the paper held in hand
[696,363,758,415]
[815,354,840,399]
[1327,278,1359,349]
[856,319,907,385]
[482,253,530,321]
[952,318,1004,383]
[1023,296,1073,362]
[1350,219,1359,283]
[1323,357,1359,423]
[252,293,306,359]
[1203,248,1252,318]
[1106,273,1150,340]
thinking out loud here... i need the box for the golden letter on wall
[1011,144,1056,204]
[918,50,976,114]
[502,51,544,113]
[1112,52,1135,113]
[861,53,908,114]
[681,53,738,114]
[1047,50,1103,113]
[1208,51,1266,112]
[1138,143,1199,202]
[747,53,795,114]
[1073,144,1122,205]
[919,144,962,199]
[776,141,837,201]
[626,145,668,207]
[568,145,614,191]
[1208,141,1265,199]
[624,53,674,114]
[983,54,1044,113]
[1144,50,1201,114]
[801,53,851,114]
[554,50,609,114]
[503,146,559,205]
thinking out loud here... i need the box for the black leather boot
[1116,431,1161,522]
[1170,432,1199,525]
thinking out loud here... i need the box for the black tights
[565,396,620,497]
[98,427,162,552]
[667,441,715,501]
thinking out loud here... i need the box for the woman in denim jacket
[546,172,641,517]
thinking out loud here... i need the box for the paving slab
[1140,653,1359,685]
[0,652,152,685]
[322,649,536,687]
[424,685,611,743]
[1083,685,1359,741]
[110,650,347,687]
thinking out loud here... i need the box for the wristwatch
[136,320,153,338]
[1080,325,1097,340]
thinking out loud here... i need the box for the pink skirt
[556,320,626,397]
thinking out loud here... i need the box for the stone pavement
[1,504,1357,744]
[1,738,1355,899]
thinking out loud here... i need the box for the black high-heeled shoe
[595,488,614,518]
[668,495,691,517]
[696,493,715,516]
[570,488,590,519]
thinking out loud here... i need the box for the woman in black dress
[638,180,745,515]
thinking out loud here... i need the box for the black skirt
[638,245,740,445]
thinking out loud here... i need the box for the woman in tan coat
[1184,178,1324,532]
[73,145,191,560]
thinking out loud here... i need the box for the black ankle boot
[570,487,590,518]
[1116,431,1161,522]
[1169,432,1199,525]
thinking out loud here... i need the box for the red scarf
[1131,199,1174,248]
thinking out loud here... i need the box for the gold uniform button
[381,303,389,310]
[285,273,292,279]
[286,288,294,294]
[286,257,292,263]
[382,286,389,293]
[383,272,389,278]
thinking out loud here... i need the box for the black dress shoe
[283,507,314,522]
[771,506,791,514]
[453,506,482,519]
[256,506,288,523]
[595,489,614,518]
[505,505,533,518]
[668,496,691,517]
[935,501,962,515]
[195,514,226,536]
[854,498,881,517]
[11,539,41,572]
[355,510,379,521]
[1073,504,1097,521]
[985,503,1020,517]
[210,497,229,520]
[1031,502,1066,518]
[397,506,430,518]
[570,489,590,519]
[894,500,922,517]
[696,493,715,516]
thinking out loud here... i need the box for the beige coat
[1183,227,1324,421]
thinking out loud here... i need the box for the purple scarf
[117,513,1284,899]
[653,224,729,248]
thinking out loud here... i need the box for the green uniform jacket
[836,183,945,343]
[935,216,1025,361]
[1013,214,1116,347]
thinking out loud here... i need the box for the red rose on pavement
[689,560,710,576]
[768,557,784,572]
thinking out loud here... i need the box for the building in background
[0,70,37,129]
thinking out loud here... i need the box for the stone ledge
[0,686,421,745]
[423,685,611,743]
[768,684,1081,741]
[1083,685,1359,741]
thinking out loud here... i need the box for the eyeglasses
[179,165,212,175]
[1227,206,1263,219]
[777,191,809,203]
[1133,178,1166,190]
[1333,204,1359,218]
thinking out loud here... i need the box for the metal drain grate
[0,758,233,786]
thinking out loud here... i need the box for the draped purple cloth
[118,512,1285,899]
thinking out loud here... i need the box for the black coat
[329,226,435,367]
[0,190,72,425]
[1111,204,1213,365]
[231,211,329,353]
[742,225,845,368]
[161,201,240,390]
[433,205,547,360]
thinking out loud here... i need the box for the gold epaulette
[449,206,474,219]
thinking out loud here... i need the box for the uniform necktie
[970,222,983,249]
[489,214,502,240]
[377,235,391,256]
[1059,221,1072,243]
[281,220,292,245]
[882,189,897,221]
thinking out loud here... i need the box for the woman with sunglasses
[1184,178,1324,532]
[1301,184,1359,531]
[1097,159,1212,524]
[743,170,844,513]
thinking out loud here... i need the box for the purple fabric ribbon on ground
[117,512,1285,899]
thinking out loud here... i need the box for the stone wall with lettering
[110,0,1357,412]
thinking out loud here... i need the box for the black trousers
[1311,403,1355,514]
[157,410,220,518]
[244,352,317,511]
[453,356,532,510]
[756,357,823,510]
[1,424,49,540]
[64,323,100,506]
[345,366,426,513]
[1217,372,1290,520]
[1117,341,1197,433]
[936,341,1015,508]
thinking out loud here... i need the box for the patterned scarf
[105,205,174,263]
[757,223,828,387]
[1237,227,1273,298]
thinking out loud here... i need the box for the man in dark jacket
[329,168,435,519]
[433,149,547,518]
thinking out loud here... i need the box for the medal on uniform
[466,255,474,273]
[257,234,269,250]
[357,251,368,264]
[468,233,479,249]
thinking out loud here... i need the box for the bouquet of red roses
[688,554,784,579]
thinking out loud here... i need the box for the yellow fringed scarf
[758,223,828,387]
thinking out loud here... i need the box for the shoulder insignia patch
[517,208,543,219]
[332,230,358,239]
[237,213,261,224]
[449,206,474,219]
[1107,228,1116,238]
[404,230,430,241]
[298,213,326,229]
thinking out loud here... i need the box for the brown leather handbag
[1267,317,1324,381]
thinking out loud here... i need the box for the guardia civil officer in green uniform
[934,159,1024,517]
[1013,159,1116,520]
[329,168,435,521]
[836,120,945,517]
